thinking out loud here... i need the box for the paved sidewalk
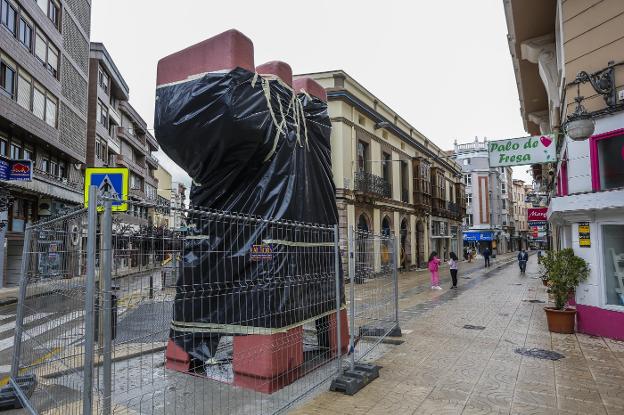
[291,256,624,415]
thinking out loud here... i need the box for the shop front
[463,230,494,255]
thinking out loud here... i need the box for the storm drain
[463,324,486,330]
[515,347,565,361]
[523,299,545,303]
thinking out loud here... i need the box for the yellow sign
[578,222,590,248]
[84,167,129,212]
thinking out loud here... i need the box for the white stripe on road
[0,311,84,352]
[0,312,53,334]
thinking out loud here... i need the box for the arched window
[357,214,369,232]
[382,216,391,236]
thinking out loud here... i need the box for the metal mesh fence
[347,227,400,367]
[10,191,400,414]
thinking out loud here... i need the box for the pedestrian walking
[483,247,491,268]
[448,252,458,289]
[467,247,473,263]
[428,251,442,290]
[518,249,528,273]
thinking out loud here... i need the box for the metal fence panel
[347,227,400,367]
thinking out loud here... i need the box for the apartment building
[295,70,465,267]
[0,0,90,286]
[452,138,514,255]
[511,179,529,250]
[504,0,624,339]
[86,42,159,223]
[152,164,172,227]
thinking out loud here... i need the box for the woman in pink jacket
[428,251,442,290]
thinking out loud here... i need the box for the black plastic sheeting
[155,67,343,359]
[515,348,565,361]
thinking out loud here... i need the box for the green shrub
[541,248,590,310]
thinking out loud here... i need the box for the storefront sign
[528,207,548,222]
[463,231,493,241]
[531,227,539,238]
[578,222,591,247]
[488,134,556,167]
[0,156,33,181]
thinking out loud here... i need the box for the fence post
[333,224,342,373]
[10,228,32,379]
[102,199,113,415]
[392,235,401,336]
[83,185,98,415]
[348,226,356,369]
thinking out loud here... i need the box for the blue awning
[463,231,494,241]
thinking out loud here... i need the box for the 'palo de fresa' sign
[488,134,556,167]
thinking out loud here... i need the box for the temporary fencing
[8,188,400,414]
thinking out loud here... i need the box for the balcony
[145,131,159,152]
[129,187,145,200]
[447,201,461,220]
[117,126,147,154]
[33,168,82,192]
[146,153,159,168]
[354,171,391,199]
[145,173,158,188]
[118,101,148,133]
[114,154,146,176]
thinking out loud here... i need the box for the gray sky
[91,0,533,186]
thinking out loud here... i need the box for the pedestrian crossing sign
[84,167,129,212]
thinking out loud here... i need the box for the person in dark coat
[517,250,528,273]
[483,248,491,268]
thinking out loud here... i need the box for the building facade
[453,138,514,255]
[505,0,624,339]
[0,0,91,286]
[511,179,529,250]
[86,42,159,223]
[152,165,172,227]
[296,70,465,267]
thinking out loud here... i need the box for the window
[18,16,32,50]
[46,45,58,76]
[0,136,7,156]
[602,225,624,307]
[49,158,57,176]
[465,214,473,227]
[37,0,59,28]
[10,141,20,159]
[0,59,16,98]
[95,139,102,160]
[22,145,33,160]
[466,193,472,205]
[464,174,471,186]
[17,72,31,110]
[501,182,506,194]
[1,0,16,34]
[593,132,624,191]
[58,160,65,178]
[98,68,109,92]
[40,156,48,172]
[35,33,46,62]
[463,158,470,165]
[502,199,506,209]
[32,84,45,119]
[382,152,392,184]
[45,94,56,127]
[130,174,141,190]
[97,101,108,128]
[356,141,368,172]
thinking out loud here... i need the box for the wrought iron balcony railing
[354,171,392,198]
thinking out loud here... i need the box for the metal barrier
[9,188,352,414]
[347,227,401,366]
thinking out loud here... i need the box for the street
[293,255,624,414]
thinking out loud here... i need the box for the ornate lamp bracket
[575,61,616,107]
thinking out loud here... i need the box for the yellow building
[296,71,465,267]
[152,165,173,227]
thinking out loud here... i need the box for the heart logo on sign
[540,135,553,147]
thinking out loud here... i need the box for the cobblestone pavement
[291,255,624,415]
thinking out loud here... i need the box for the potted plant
[540,249,589,334]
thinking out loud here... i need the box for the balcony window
[97,100,109,128]
[357,141,368,172]
[40,157,49,173]
[37,0,59,28]
[45,94,57,127]
[591,130,624,191]
[58,160,65,178]
[22,145,33,160]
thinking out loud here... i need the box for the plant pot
[544,307,576,334]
